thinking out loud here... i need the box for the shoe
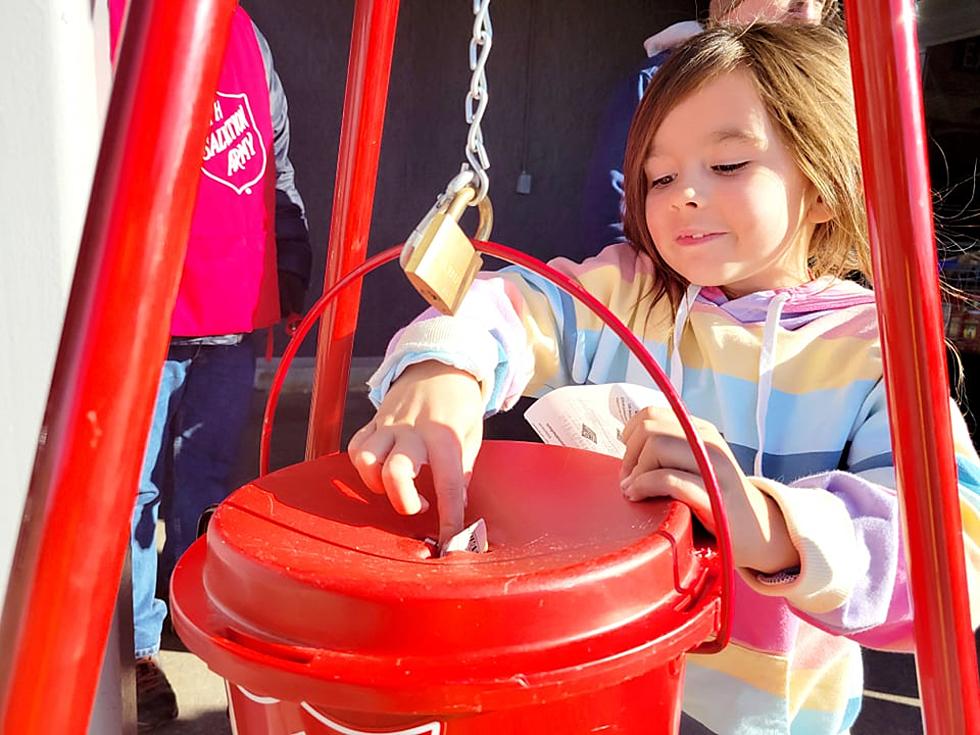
[136,656,178,732]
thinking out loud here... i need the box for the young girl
[349,24,980,735]
[581,0,836,255]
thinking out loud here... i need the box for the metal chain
[464,0,492,204]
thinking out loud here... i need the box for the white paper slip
[523,383,671,459]
[609,382,672,423]
[439,518,489,556]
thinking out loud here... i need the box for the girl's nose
[671,186,700,210]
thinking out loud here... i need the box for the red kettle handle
[260,242,734,654]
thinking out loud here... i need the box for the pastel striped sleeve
[742,380,980,652]
[367,244,644,414]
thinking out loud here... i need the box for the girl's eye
[712,161,749,174]
[649,174,675,190]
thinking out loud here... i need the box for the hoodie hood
[643,21,704,58]
[697,276,877,327]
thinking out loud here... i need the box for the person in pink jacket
[108,3,312,730]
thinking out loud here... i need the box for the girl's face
[643,70,829,296]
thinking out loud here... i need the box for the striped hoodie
[368,243,980,734]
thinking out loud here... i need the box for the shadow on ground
[157,710,231,735]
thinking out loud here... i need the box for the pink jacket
[110,4,292,336]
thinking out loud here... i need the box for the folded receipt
[523,383,670,459]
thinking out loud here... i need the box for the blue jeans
[131,337,256,657]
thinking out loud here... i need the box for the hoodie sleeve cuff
[366,316,502,411]
[738,477,861,615]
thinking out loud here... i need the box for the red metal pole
[306,0,401,459]
[0,1,236,731]
[845,2,980,732]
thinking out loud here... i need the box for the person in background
[107,2,312,730]
[579,0,839,256]
[348,24,980,734]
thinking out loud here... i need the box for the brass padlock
[402,187,493,315]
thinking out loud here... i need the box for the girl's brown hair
[622,23,870,309]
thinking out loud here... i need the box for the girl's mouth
[676,231,725,246]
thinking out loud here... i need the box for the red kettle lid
[189,441,720,709]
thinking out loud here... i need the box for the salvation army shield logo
[201,91,268,196]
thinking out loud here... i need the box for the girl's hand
[619,407,799,574]
[348,361,484,546]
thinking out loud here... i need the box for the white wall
[0,0,110,608]
[0,2,120,728]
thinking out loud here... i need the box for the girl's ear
[806,190,833,225]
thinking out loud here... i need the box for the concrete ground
[156,647,229,735]
[151,357,980,735]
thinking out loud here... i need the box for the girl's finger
[347,419,374,455]
[426,433,470,546]
[622,468,715,534]
[460,424,485,508]
[382,433,429,515]
[627,419,722,484]
[622,416,686,482]
[621,406,667,445]
[621,415,662,478]
[621,407,681,478]
[462,424,484,467]
[349,423,394,495]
